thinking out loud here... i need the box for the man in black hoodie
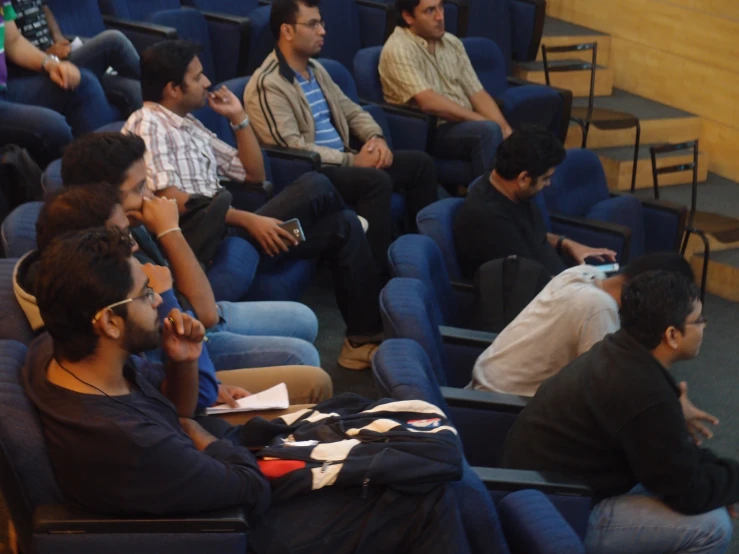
[502,271,736,554]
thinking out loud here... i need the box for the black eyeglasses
[294,19,325,30]
[91,286,157,324]
[686,314,708,326]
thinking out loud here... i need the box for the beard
[123,318,162,355]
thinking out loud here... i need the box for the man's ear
[665,326,680,350]
[517,171,532,189]
[281,22,295,41]
[400,10,414,27]
[163,81,179,100]
[94,310,124,341]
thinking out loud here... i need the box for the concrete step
[691,248,739,303]
[594,143,708,191]
[513,60,613,97]
[539,17,611,65]
[564,89,702,149]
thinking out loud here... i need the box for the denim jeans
[432,120,503,179]
[68,30,142,116]
[5,67,117,137]
[585,485,733,554]
[205,300,321,369]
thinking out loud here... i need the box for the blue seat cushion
[245,259,317,301]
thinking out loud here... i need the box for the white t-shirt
[470,266,620,397]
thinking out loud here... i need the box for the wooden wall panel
[655,0,739,22]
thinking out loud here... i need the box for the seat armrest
[550,213,631,238]
[443,0,469,36]
[441,386,528,412]
[440,325,495,348]
[473,467,592,497]
[102,15,177,38]
[34,505,249,534]
[550,212,632,263]
[451,280,475,293]
[199,10,250,26]
[361,100,439,151]
[261,146,322,170]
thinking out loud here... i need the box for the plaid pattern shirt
[123,102,247,197]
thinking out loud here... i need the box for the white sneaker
[357,215,369,233]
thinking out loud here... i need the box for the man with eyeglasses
[244,0,439,276]
[501,271,737,554]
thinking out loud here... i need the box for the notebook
[205,383,290,414]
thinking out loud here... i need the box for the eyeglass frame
[293,18,326,30]
[685,314,708,326]
[91,286,157,324]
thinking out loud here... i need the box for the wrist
[156,226,182,241]
[229,112,249,128]
[41,54,60,73]
[556,235,570,255]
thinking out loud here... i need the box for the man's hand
[215,384,251,408]
[364,137,393,169]
[207,85,247,125]
[161,309,206,363]
[47,40,71,60]
[679,381,719,446]
[562,239,617,265]
[140,263,174,294]
[46,60,80,90]
[240,213,298,257]
[501,122,513,139]
[727,505,737,519]
[127,196,180,237]
[179,417,218,451]
[353,146,381,168]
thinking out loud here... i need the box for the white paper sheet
[205,383,290,414]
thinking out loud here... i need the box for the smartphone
[278,218,306,246]
[593,263,620,273]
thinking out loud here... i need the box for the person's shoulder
[251,51,280,82]
[382,27,414,53]
[442,32,464,48]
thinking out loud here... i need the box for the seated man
[0,0,116,165]
[502,271,736,553]
[245,0,438,269]
[454,127,616,278]
[11,0,142,115]
[24,228,470,552]
[57,132,321,370]
[122,41,385,370]
[379,0,509,181]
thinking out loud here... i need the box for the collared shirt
[0,0,17,90]
[11,0,52,51]
[123,102,247,197]
[294,67,344,151]
[379,26,482,110]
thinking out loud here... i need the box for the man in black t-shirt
[453,127,616,278]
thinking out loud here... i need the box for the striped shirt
[295,68,344,151]
[0,0,17,90]
[123,102,247,197]
[379,27,482,111]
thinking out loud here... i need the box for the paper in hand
[205,383,290,414]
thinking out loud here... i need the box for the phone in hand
[278,218,306,246]
[593,262,620,273]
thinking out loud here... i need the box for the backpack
[241,393,463,502]
[0,145,44,221]
[472,255,551,333]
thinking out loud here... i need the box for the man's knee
[695,507,733,552]
[475,120,504,146]
[291,171,338,198]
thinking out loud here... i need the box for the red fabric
[258,459,306,479]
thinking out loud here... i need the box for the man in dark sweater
[453,127,616,278]
[502,271,736,553]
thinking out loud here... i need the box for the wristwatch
[230,114,250,131]
[41,54,60,72]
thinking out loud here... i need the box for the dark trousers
[320,150,438,272]
[232,172,382,337]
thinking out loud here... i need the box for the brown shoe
[338,339,379,370]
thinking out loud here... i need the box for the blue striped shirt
[295,68,344,151]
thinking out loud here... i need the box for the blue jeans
[205,301,321,369]
[68,30,142,116]
[585,485,733,554]
[432,120,503,179]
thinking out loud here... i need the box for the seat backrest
[0,260,35,345]
[543,148,610,218]
[47,0,106,36]
[388,234,454,324]
[466,0,514,74]
[316,0,362,70]
[353,47,384,103]
[416,198,466,281]
[100,0,179,20]
[380,277,450,386]
[462,37,508,97]
[181,0,259,17]
[0,340,63,553]
[1,202,42,259]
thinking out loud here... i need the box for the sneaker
[357,215,369,233]
[338,338,379,370]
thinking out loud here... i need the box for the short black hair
[494,126,566,181]
[36,229,134,362]
[395,0,422,27]
[140,40,202,103]
[61,132,146,190]
[36,186,121,252]
[270,0,320,40]
[623,252,695,283]
[619,271,700,350]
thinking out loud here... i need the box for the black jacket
[501,329,739,514]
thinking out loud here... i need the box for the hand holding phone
[277,218,306,247]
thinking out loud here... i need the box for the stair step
[691,249,739,303]
[564,89,702,148]
[539,17,611,64]
[594,144,708,191]
[513,60,612,97]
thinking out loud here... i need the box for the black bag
[473,255,551,333]
[178,189,233,268]
[0,145,44,221]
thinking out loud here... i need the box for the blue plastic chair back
[416,198,466,282]
[1,203,43,259]
[46,0,106,35]
[0,260,35,345]
[462,37,508,96]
